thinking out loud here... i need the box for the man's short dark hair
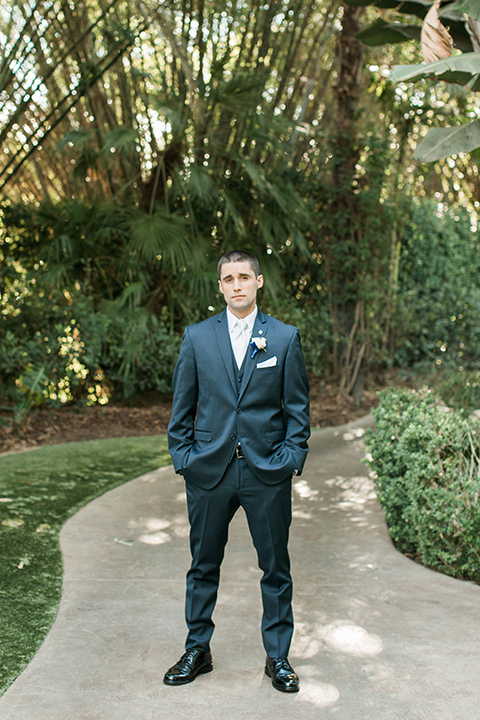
[217,250,260,278]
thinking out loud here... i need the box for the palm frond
[128,208,189,268]
[186,165,218,205]
[101,127,139,155]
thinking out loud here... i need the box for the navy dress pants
[184,456,293,658]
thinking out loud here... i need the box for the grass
[0,435,171,696]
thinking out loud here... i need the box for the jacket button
[237,408,243,414]
[230,434,236,441]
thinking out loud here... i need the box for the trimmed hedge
[366,387,480,583]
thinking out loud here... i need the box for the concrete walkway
[2,416,480,719]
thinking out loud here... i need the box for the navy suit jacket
[168,308,310,489]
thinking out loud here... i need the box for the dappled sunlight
[346,557,378,573]
[320,620,383,657]
[294,615,383,659]
[138,530,171,545]
[290,618,382,708]
[137,517,171,545]
[297,675,340,707]
[293,625,324,658]
[324,474,377,524]
[137,466,184,485]
[292,478,319,520]
[326,425,370,455]
[116,474,189,545]
[293,478,319,500]
[292,509,313,520]
[144,518,170,532]
[128,513,189,545]
[138,469,166,484]
[341,427,366,442]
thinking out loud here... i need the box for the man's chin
[229,301,254,315]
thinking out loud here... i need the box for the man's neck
[227,306,257,321]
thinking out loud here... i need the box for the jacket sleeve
[282,328,310,474]
[167,328,198,473]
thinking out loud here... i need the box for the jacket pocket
[255,364,279,373]
[194,429,213,442]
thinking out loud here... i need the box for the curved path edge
[1,416,480,719]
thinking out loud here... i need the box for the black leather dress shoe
[163,648,213,685]
[265,657,300,693]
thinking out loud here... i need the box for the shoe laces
[181,648,201,665]
[271,657,292,673]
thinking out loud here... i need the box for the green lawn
[0,435,171,695]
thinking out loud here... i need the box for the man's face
[218,261,264,318]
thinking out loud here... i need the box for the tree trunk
[331,3,365,397]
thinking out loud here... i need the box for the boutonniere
[250,337,267,359]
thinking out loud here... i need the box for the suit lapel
[215,310,237,394]
[238,309,269,401]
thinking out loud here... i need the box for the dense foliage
[3,194,480,422]
[367,387,480,583]
[393,199,480,371]
[2,0,480,422]
[0,271,181,424]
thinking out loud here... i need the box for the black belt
[235,444,245,459]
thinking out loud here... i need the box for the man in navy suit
[164,249,310,692]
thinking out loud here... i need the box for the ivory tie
[232,319,250,369]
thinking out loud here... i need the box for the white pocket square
[257,356,277,368]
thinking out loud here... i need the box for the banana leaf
[413,118,480,160]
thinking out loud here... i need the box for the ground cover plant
[366,387,480,583]
[0,435,170,695]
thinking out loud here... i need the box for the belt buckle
[236,444,245,459]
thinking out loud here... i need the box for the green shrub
[0,281,181,423]
[366,387,480,583]
[394,201,480,371]
[263,294,332,378]
[97,305,181,398]
[436,369,480,413]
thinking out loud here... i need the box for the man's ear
[257,274,264,290]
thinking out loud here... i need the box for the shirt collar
[226,306,258,335]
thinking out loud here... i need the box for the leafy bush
[263,293,332,378]
[394,201,480,370]
[366,387,480,583]
[436,369,480,413]
[97,305,181,399]
[0,279,181,424]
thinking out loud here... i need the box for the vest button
[230,434,236,441]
